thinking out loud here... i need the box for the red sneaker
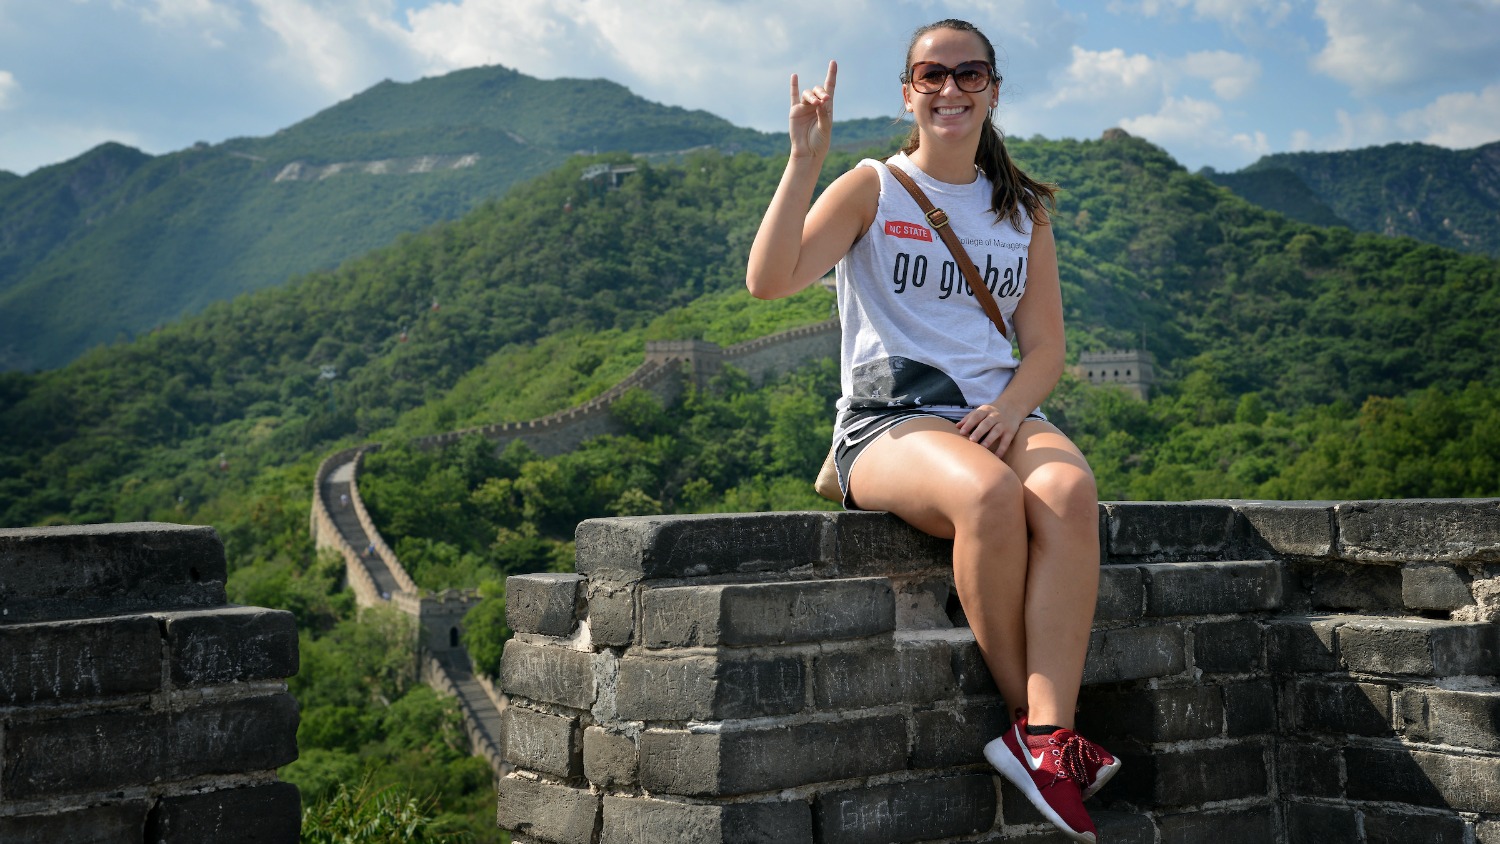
[1076,733,1120,800]
[984,716,1097,843]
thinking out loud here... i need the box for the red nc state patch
[885,221,932,242]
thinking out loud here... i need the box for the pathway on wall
[311,317,842,780]
[320,457,402,600]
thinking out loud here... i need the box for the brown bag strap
[884,162,1009,340]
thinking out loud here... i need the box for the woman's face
[902,27,998,144]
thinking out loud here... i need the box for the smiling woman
[746,17,1119,843]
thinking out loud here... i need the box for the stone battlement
[0,523,301,842]
[498,499,1500,843]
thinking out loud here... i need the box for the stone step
[1271,614,1500,679]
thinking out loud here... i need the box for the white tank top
[835,152,1033,415]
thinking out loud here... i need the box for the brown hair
[899,19,1057,229]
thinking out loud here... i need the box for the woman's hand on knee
[957,403,1028,456]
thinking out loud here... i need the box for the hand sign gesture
[789,61,837,161]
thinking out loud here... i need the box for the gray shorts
[833,406,1047,510]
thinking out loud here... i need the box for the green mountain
[1205,140,1500,256]
[0,65,906,373]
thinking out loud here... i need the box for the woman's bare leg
[1002,420,1100,729]
[847,417,1031,716]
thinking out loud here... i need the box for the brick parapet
[348,449,419,597]
[0,523,301,841]
[500,499,1500,843]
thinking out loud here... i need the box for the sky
[1,0,1497,177]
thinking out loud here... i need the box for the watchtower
[1078,349,1156,400]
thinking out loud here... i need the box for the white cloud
[1400,84,1500,149]
[249,0,413,96]
[1048,45,1164,109]
[1312,0,1500,96]
[1180,50,1259,100]
[136,0,243,46]
[1119,95,1270,162]
[0,70,17,109]
[1110,0,1292,28]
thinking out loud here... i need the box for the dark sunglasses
[903,61,999,94]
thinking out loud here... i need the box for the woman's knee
[1024,460,1098,521]
[953,461,1026,525]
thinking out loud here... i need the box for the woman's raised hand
[788,60,837,161]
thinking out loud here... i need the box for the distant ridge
[0,64,906,372]
[1206,140,1500,257]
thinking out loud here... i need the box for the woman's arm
[956,220,1066,455]
[746,61,875,300]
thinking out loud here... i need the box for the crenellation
[0,523,301,840]
[501,499,1500,843]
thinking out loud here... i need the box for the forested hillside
[0,65,906,372]
[1207,140,1500,257]
[3,130,1497,839]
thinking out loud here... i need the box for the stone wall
[497,499,1500,844]
[0,522,302,842]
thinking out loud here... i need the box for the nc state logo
[885,221,932,242]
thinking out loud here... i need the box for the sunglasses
[903,61,999,94]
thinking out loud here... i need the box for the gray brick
[615,650,805,721]
[0,802,149,844]
[1345,745,1500,813]
[950,635,999,695]
[1290,678,1393,736]
[1157,807,1275,844]
[641,578,894,648]
[1143,560,1282,616]
[639,714,907,796]
[1291,560,1404,611]
[1093,810,1156,844]
[1339,499,1500,563]
[145,782,301,843]
[601,795,812,844]
[1095,565,1144,620]
[1362,807,1468,844]
[1277,740,1343,800]
[584,727,638,788]
[498,775,600,844]
[1077,685,1223,744]
[1338,617,1500,676]
[910,698,1008,769]
[1235,501,1336,558]
[1109,741,1268,807]
[1194,618,1264,673]
[824,511,953,576]
[586,579,635,647]
[1285,801,1359,843]
[812,637,952,710]
[504,707,581,778]
[1082,624,1186,684]
[1224,680,1275,737]
[1396,688,1500,752]
[1402,564,1475,611]
[0,615,160,705]
[814,774,995,844]
[160,606,298,686]
[1267,616,1344,674]
[1479,819,1500,844]
[500,639,595,710]
[2,693,298,799]
[0,522,226,624]
[506,573,584,636]
[1106,501,1239,561]
[575,513,828,582]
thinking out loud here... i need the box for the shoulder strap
[884,161,1008,340]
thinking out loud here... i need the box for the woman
[745,18,1117,844]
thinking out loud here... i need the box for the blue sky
[1,0,1496,177]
